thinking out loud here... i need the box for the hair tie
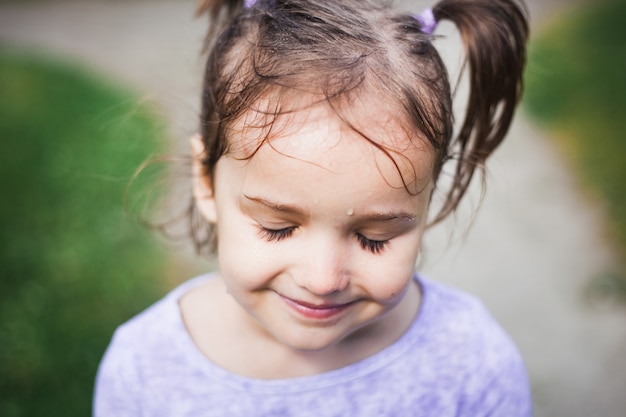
[413,8,438,34]
[244,0,257,8]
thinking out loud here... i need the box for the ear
[191,134,218,223]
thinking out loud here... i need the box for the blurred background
[0,0,625,416]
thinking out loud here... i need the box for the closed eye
[356,234,389,254]
[258,226,297,242]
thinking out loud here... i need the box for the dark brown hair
[191,0,528,255]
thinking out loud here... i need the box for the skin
[181,98,435,379]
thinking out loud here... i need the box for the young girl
[95,0,531,415]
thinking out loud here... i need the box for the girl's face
[196,100,434,353]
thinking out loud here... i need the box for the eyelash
[258,227,389,254]
[356,234,389,254]
[258,226,296,242]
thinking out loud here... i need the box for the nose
[292,235,350,296]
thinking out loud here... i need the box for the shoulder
[415,277,532,416]
[416,278,507,350]
[108,275,210,351]
[418,277,517,348]
[94,274,213,416]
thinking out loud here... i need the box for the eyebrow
[243,195,307,216]
[242,195,417,222]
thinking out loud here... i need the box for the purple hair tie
[413,8,438,34]
[244,0,257,8]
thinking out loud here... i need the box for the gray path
[1,1,624,416]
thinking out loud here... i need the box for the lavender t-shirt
[94,274,532,416]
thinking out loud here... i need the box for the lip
[279,295,356,320]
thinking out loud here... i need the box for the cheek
[358,239,421,300]
[362,269,414,303]
[216,214,286,285]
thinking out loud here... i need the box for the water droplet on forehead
[346,208,354,216]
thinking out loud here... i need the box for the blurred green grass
[0,49,170,416]
[524,0,626,300]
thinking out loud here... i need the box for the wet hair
[191,0,528,255]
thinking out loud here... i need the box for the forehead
[226,93,434,192]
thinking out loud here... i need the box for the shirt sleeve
[470,350,532,417]
[93,329,142,417]
[458,304,533,417]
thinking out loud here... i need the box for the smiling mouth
[279,295,356,320]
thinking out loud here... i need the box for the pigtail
[430,0,528,224]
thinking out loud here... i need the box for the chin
[277,332,342,353]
